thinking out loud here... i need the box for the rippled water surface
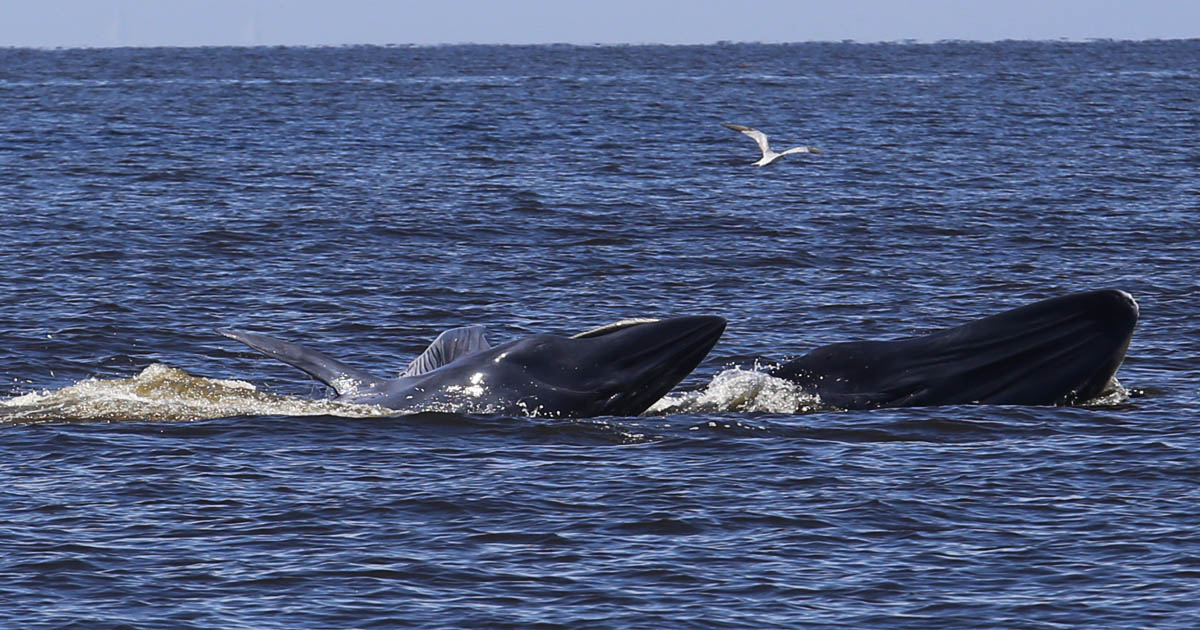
[2,41,1199,628]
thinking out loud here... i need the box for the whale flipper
[400,326,491,377]
[217,328,382,395]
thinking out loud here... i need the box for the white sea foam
[1080,377,1132,407]
[647,367,824,415]
[0,363,392,425]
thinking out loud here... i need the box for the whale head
[771,289,1138,409]
[476,315,727,417]
[219,315,726,418]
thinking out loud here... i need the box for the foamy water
[0,364,391,425]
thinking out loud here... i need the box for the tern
[722,123,823,166]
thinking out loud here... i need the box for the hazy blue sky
[3,0,1199,48]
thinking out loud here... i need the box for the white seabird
[722,123,823,166]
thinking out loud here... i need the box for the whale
[218,315,726,418]
[767,289,1138,409]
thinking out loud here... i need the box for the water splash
[0,363,392,426]
[648,367,825,415]
[1081,377,1132,407]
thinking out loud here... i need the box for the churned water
[1,41,1199,628]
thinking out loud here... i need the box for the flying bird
[722,122,823,166]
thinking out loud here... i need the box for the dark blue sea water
[2,41,1199,628]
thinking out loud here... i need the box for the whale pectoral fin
[217,328,380,395]
[400,325,491,377]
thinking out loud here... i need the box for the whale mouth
[768,289,1138,409]
[585,315,727,416]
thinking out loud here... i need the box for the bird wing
[722,123,771,156]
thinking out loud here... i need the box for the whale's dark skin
[768,290,1138,409]
[219,316,726,418]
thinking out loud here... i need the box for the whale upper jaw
[583,315,728,417]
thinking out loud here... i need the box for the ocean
[1,40,1198,628]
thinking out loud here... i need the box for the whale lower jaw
[770,289,1138,409]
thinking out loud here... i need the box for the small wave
[0,364,392,426]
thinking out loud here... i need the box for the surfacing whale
[767,290,1138,409]
[219,316,726,418]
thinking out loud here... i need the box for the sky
[2,0,1199,48]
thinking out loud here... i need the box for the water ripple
[2,40,1199,630]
